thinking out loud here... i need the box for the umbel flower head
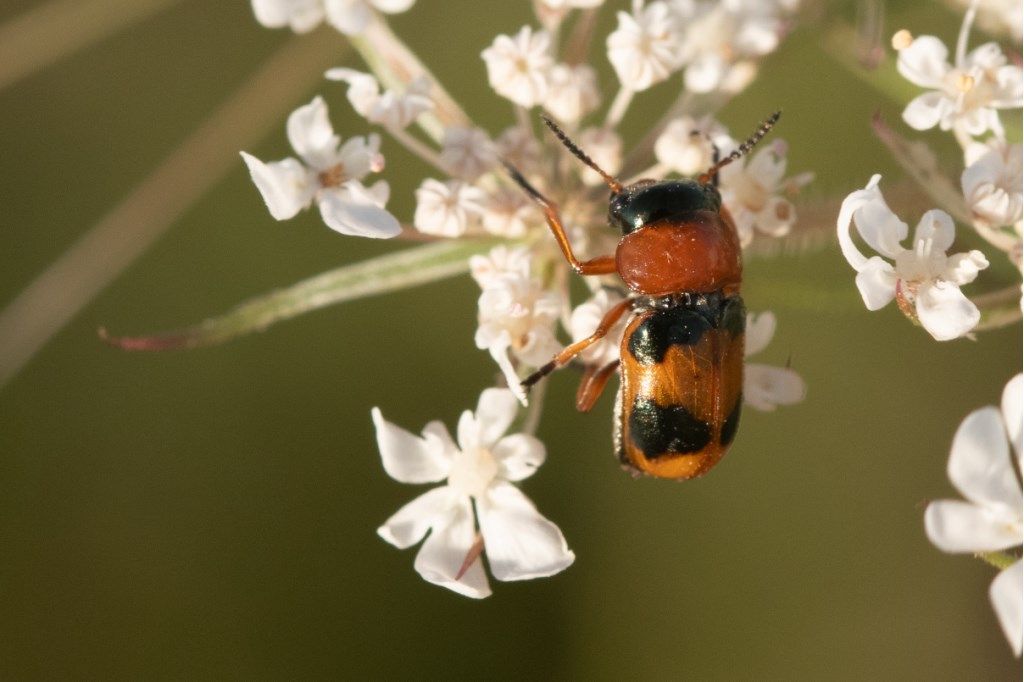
[373,389,575,598]
[925,374,1023,656]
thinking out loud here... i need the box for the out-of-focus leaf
[101,238,495,351]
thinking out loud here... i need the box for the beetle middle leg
[501,160,617,276]
[575,360,621,412]
[522,296,633,390]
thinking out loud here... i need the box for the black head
[608,180,722,235]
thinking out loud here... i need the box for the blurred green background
[1,0,1020,678]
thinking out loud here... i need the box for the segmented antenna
[541,114,623,193]
[698,111,781,185]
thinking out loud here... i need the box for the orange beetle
[505,112,780,479]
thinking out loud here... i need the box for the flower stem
[386,125,448,174]
[0,28,343,387]
[603,86,635,129]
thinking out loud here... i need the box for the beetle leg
[575,360,621,412]
[501,160,617,276]
[522,297,633,389]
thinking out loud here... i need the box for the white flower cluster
[925,375,1023,656]
[245,0,808,598]
[835,3,1023,655]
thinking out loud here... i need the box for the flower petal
[915,282,980,341]
[924,499,1022,553]
[837,175,906,271]
[901,91,950,131]
[744,364,806,411]
[286,96,338,167]
[324,0,373,35]
[493,434,546,481]
[413,498,492,598]
[377,486,454,548]
[239,152,314,221]
[896,35,950,88]
[1002,374,1023,467]
[990,560,1024,657]
[477,482,575,582]
[371,407,451,483]
[474,388,520,447]
[912,209,955,254]
[854,257,897,311]
[317,182,401,238]
[744,311,776,358]
[948,406,1023,510]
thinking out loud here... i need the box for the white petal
[239,152,314,220]
[413,498,492,599]
[474,388,520,448]
[744,364,806,411]
[943,250,989,286]
[948,406,1023,510]
[286,96,338,167]
[853,184,908,259]
[324,67,380,119]
[324,0,372,35]
[837,175,905,271]
[684,54,725,93]
[901,91,950,131]
[477,482,575,582]
[317,182,401,238]
[492,434,546,481]
[1002,374,1023,467]
[924,499,1022,553]
[915,282,980,341]
[744,311,776,358]
[371,0,415,13]
[854,257,897,311]
[487,335,529,406]
[377,486,454,548]
[251,0,324,32]
[371,407,451,483]
[990,561,1023,657]
[896,35,950,88]
[912,209,955,254]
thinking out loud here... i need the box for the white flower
[481,27,553,108]
[440,127,497,181]
[895,11,1023,137]
[743,311,805,411]
[472,247,563,401]
[325,68,433,129]
[251,0,416,35]
[837,175,990,341]
[480,186,532,238]
[654,115,729,177]
[719,139,809,246]
[495,125,544,174]
[962,138,1023,231]
[240,96,400,238]
[544,63,601,125]
[577,127,623,187]
[374,388,575,599]
[925,374,1023,656]
[413,178,485,237]
[670,0,788,93]
[607,1,683,92]
[569,289,630,367]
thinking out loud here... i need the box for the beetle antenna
[698,110,781,185]
[541,114,623,193]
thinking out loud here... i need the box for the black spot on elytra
[629,398,712,457]
[720,396,742,446]
[628,309,711,365]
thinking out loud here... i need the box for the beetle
[503,112,780,479]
